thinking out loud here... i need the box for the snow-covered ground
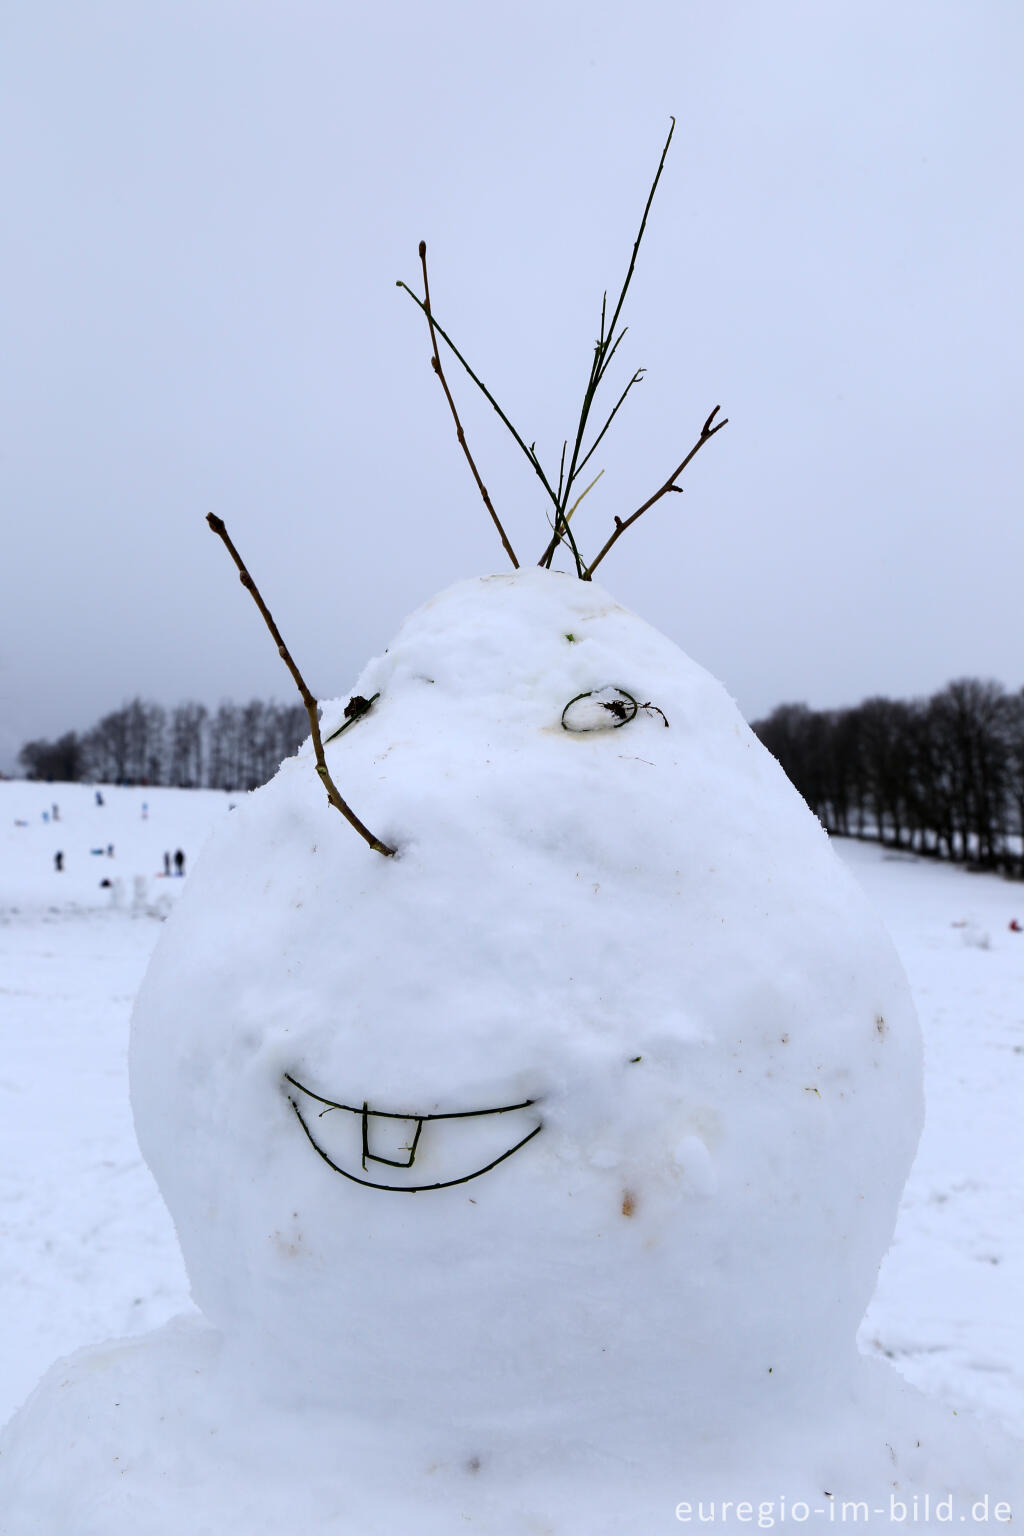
[848,840,1024,1437]
[1,778,1022,1440]
[0,780,229,1426]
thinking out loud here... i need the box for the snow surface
[0,780,232,1424]
[0,778,234,918]
[1,573,1023,1530]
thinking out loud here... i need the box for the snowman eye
[561,687,639,732]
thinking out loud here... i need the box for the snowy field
[1,777,1022,1438]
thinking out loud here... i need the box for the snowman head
[130,570,922,1432]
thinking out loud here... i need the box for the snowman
[2,135,1020,1527]
[2,564,1021,1533]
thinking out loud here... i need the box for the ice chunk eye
[561,687,639,732]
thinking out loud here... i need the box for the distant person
[95,790,104,807]
[52,804,60,821]
[174,848,185,877]
[54,851,64,873]
[42,810,49,823]
[107,844,115,858]
[141,802,149,820]
[163,851,171,877]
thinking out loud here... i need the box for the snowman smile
[283,1073,542,1192]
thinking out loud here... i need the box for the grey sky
[2,0,1022,773]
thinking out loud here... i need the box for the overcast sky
[2,1,1021,773]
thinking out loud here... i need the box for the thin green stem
[544,467,603,552]
[539,360,641,569]
[575,369,644,479]
[603,118,675,351]
[565,467,605,520]
[544,119,675,570]
[592,324,629,388]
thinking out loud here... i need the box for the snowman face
[276,670,671,1193]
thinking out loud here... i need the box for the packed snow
[1,572,1023,1531]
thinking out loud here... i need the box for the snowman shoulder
[0,1315,220,1536]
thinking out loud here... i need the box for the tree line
[17,698,309,792]
[752,679,1024,876]
[20,678,1024,873]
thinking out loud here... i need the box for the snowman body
[2,571,1019,1532]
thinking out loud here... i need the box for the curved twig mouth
[283,1073,543,1193]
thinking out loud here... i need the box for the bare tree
[925,680,1009,866]
[851,698,918,849]
[1004,689,1024,876]
[82,706,132,783]
[208,702,242,792]
[18,731,83,782]
[169,702,208,787]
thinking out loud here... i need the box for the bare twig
[398,273,586,577]
[584,406,728,579]
[205,514,395,857]
[397,119,721,584]
[397,281,561,512]
[415,242,519,569]
[398,271,592,568]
